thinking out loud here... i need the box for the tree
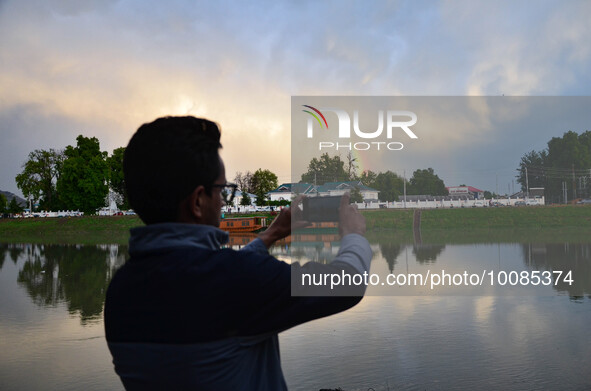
[360,170,377,186]
[516,130,591,202]
[15,149,64,210]
[373,171,405,202]
[8,197,23,214]
[301,153,348,184]
[234,171,254,193]
[240,192,251,206]
[350,186,363,203]
[408,168,448,196]
[251,169,278,206]
[106,147,129,209]
[516,150,547,193]
[0,193,7,214]
[345,151,359,181]
[57,135,109,214]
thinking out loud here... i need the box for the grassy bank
[1,205,590,245]
[362,205,591,230]
[0,215,144,245]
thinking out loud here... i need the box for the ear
[179,186,206,223]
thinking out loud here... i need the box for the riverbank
[363,204,591,230]
[1,205,590,244]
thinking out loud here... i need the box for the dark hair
[124,116,222,224]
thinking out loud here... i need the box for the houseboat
[219,216,267,233]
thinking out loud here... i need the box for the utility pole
[496,173,498,196]
[525,166,529,199]
[572,164,576,200]
[403,169,407,208]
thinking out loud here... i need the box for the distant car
[124,210,136,215]
[525,199,539,206]
[576,199,591,204]
[473,201,484,207]
[515,201,526,206]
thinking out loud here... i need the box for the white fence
[354,198,543,209]
[22,210,84,218]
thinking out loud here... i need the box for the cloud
[1,0,591,195]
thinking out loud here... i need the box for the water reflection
[521,243,591,298]
[379,242,402,272]
[412,243,446,264]
[283,235,591,298]
[3,238,590,320]
[1,243,126,324]
[1,238,590,390]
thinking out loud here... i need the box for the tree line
[16,136,283,214]
[233,169,279,206]
[517,130,591,203]
[15,135,127,214]
[0,193,24,215]
[15,139,454,215]
[299,152,448,202]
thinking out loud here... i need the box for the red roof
[446,186,484,193]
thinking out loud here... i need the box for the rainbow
[302,105,328,129]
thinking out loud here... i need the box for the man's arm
[233,193,371,335]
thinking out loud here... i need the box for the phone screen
[302,196,342,222]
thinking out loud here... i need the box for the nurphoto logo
[302,105,418,151]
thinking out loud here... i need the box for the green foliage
[16,244,115,324]
[251,168,278,205]
[360,170,377,186]
[268,199,290,207]
[57,135,109,214]
[373,171,405,201]
[8,197,23,214]
[0,193,6,214]
[408,168,448,196]
[350,186,364,203]
[106,147,128,209]
[240,192,252,206]
[517,130,591,202]
[517,150,547,192]
[301,153,348,184]
[15,149,64,210]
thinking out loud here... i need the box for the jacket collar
[129,223,229,257]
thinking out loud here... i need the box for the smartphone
[302,195,342,222]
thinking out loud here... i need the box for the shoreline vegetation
[1,205,590,245]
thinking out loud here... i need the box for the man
[104,116,372,390]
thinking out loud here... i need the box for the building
[267,183,315,202]
[310,181,379,202]
[267,181,379,203]
[446,186,484,200]
[231,190,257,207]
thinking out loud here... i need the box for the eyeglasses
[212,183,238,203]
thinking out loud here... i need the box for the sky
[1,0,591,198]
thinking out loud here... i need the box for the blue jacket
[105,223,372,390]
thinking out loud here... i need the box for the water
[0,239,590,390]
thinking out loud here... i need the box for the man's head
[124,116,225,225]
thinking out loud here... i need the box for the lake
[0,236,590,390]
